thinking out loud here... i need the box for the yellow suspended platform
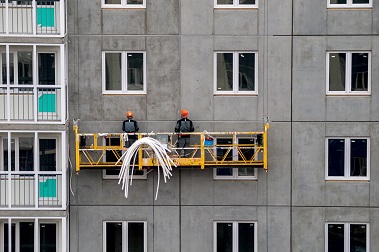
[73,122,269,172]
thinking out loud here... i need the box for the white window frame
[102,51,146,95]
[214,0,258,8]
[327,0,372,8]
[214,51,258,95]
[213,137,258,180]
[103,221,147,252]
[101,0,146,9]
[325,137,370,181]
[326,51,371,95]
[214,221,257,252]
[325,222,369,252]
[0,217,66,252]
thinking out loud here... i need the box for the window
[103,221,147,252]
[214,52,257,94]
[215,0,257,8]
[214,221,257,252]
[1,219,63,252]
[328,0,371,8]
[326,138,369,180]
[102,52,146,94]
[326,223,369,252]
[1,134,59,172]
[102,136,146,179]
[327,51,370,94]
[102,0,146,9]
[214,138,257,179]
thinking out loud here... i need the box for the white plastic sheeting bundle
[117,137,176,200]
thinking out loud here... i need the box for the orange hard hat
[181,109,188,117]
[126,111,133,118]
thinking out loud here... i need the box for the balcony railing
[0,0,65,36]
[0,85,64,122]
[0,172,64,209]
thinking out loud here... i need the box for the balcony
[0,0,65,36]
[0,86,64,122]
[0,172,64,209]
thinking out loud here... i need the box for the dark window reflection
[329,53,346,91]
[39,139,56,171]
[128,223,144,252]
[106,222,122,252]
[328,139,345,176]
[217,223,233,252]
[217,53,233,91]
[40,223,56,252]
[238,53,255,91]
[127,53,143,91]
[350,139,367,177]
[328,224,344,252]
[350,224,366,252]
[351,53,368,92]
[238,223,254,252]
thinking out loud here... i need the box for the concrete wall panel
[181,0,213,35]
[147,0,179,35]
[266,0,292,35]
[214,180,258,205]
[267,207,291,252]
[370,37,379,120]
[214,96,261,121]
[181,36,213,121]
[214,36,259,51]
[292,37,326,121]
[325,207,370,222]
[327,10,372,35]
[154,206,180,252]
[214,10,258,36]
[292,123,325,206]
[293,0,327,35]
[101,36,146,51]
[103,96,147,122]
[181,169,215,205]
[370,124,379,206]
[326,97,371,121]
[77,0,101,35]
[102,10,146,35]
[146,36,181,121]
[325,122,371,136]
[325,182,369,206]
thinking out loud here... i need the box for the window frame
[102,51,146,95]
[213,221,257,252]
[214,51,258,95]
[213,137,258,180]
[103,221,147,252]
[326,51,371,95]
[214,0,258,9]
[325,137,370,181]
[327,0,372,8]
[101,0,146,9]
[325,222,370,252]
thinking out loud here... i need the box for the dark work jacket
[175,118,194,138]
[122,119,139,139]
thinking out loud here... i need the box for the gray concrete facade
[68,0,379,251]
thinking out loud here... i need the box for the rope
[117,137,176,200]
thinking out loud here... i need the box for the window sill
[214,7,258,10]
[214,177,257,181]
[102,92,146,95]
[326,93,371,96]
[102,5,146,9]
[214,93,258,96]
[327,7,372,10]
[325,179,370,182]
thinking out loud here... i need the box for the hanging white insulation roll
[117,137,176,200]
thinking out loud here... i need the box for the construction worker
[122,111,139,148]
[175,109,194,157]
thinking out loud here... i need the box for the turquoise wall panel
[37,7,55,27]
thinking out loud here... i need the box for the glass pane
[217,0,233,4]
[106,222,122,252]
[105,0,121,3]
[127,53,144,91]
[19,137,34,171]
[330,0,347,3]
[353,0,369,3]
[329,53,346,91]
[216,168,233,176]
[40,223,56,252]
[105,53,122,91]
[39,139,56,171]
[328,224,344,252]
[127,0,143,4]
[17,50,33,85]
[350,139,367,177]
[3,138,15,171]
[2,51,14,84]
[237,138,255,177]
[20,222,34,252]
[38,53,55,85]
[328,139,345,176]
[238,53,255,91]
[216,138,233,176]
[4,223,15,252]
[350,224,366,252]
[217,53,233,91]
[238,223,254,252]
[351,53,368,92]
[217,223,233,252]
[128,222,144,252]
[239,0,255,5]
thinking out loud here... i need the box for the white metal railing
[0,172,63,209]
[0,0,65,36]
[0,85,63,122]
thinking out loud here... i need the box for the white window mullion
[143,52,147,93]
[60,45,66,123]
[124,222,127,252]
[35,218,39,252]
[5,1,8,35]
[123,52,127,93]
[15,138,19,171]
[345,139,350,179]
[346,53,352,93]
[34,132,39,208]
[7,132,11,208]
[15,222,20,252]
[61,131,66,208]
[33,46,38,122]
[60,0,65,36]
[32,0,37,35]
[346,224,350,252]
[233,53,238,93]
[6,45,10,122]
[7,218,11,252]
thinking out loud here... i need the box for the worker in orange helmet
[175,109,194,157]
[122,111,139,148]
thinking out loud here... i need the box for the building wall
[68,0,379,251]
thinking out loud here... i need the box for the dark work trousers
[125,138,137,148]
[177,136,190,157]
